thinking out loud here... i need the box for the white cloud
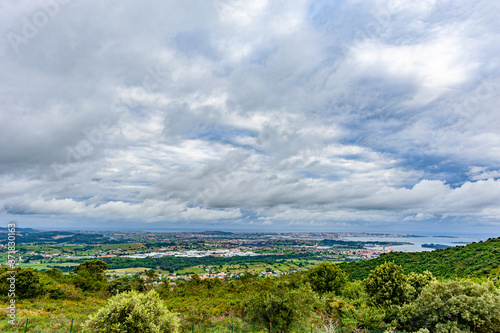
[1,0,499,233]
[468,166,500,180]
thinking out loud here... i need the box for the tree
[189,273,201,286]
[131,276,147,292]
[72,260,108,291]
[0,267,40,299]
[84,290,180,333]
[363,262,410,308]
[202,277,222,289]
[303,261,348,295]
[244,279,320,333]
[145,270,157,281]
[107,276,133,295]
[397,280,500,332]
[44,268,64,281]
[73,260,108,281]
[145,270,157,290]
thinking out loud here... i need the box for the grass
[106,267,162,277]
[97,242,145,251]
[19,262,80,270]
[0,297,107,332]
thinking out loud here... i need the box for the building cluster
[120,248,259,259]
[157,266,303,285]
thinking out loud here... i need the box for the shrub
[56,283,82,300]
[322,294,386,330]
[406,271,436,300]
[244,279,320,332]
[44,282,82,300]
[84,290,180,333]
[397,280,500,332]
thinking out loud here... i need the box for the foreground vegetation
[1,238,499,332]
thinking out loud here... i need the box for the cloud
[0,195,241,222]
[1,0,499,233]
[468,166,500,181]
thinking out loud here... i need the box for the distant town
[1,229,423,283]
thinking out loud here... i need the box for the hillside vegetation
[340,237,500,280]
[1,238,499,332]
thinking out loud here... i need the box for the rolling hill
[340,237,500,280]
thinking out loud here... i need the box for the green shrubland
[0,237,499,332]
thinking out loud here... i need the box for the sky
[1,0,500,236]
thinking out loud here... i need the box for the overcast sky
[1,0,500,235]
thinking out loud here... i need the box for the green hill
[340,237,500,280]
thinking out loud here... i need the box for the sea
[342,235,487,252]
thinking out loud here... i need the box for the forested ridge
[340,237,500,280]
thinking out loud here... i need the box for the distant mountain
[0,230,111,244]
[340,237,500,280]
[0,227,37,232]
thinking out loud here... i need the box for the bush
[55,283,82,300]
[84,290,180,333]
[44,282,82,300]
[406,271,436,300]
[322,295,387,330]
[244,279,320,332]
[38,273,64,299]
[397,280,500,332]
